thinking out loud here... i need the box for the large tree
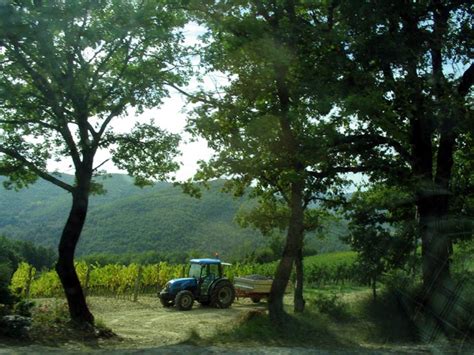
[0,0,186,326]
[334,0,473,334]
[188,0,350,322]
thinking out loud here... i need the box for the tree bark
[269,179,305,323]
[371,276,377,301]
[55,174,94,326]
[294,247,305,313]
[418,198,452,293]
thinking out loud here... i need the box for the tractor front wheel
[211,282,235,309]
[160,298,174,308]
[175,290,194,311]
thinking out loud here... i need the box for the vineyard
[9,252,359,299]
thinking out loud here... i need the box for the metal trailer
[234,275,292,303]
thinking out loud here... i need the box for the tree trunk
[417,193,458,340]
[269,180,305,323]
[294,248,305,313]
[55,179,94,326]
[415,125,457,338]
[418,198,452,295]
[371,276,377,301]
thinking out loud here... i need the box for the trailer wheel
[175,290,194,311]
[251,297,261,303]
[211,282,235,309]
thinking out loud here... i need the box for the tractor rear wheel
[211,282,235,309]
[175,290,194,311]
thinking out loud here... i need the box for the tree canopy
[0,0,188,325]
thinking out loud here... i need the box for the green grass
[305,284,368,295]
[200,285,420,350]
[199,308,357,349]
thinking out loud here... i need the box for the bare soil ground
[88,295,267,349]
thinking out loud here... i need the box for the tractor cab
[189,259,222,296]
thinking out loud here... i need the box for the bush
[308,292,348,320]
[0,262,17,306]
[0,315,31,338]
[14,300,35,317]
[0,299,34,339]
[382,270,418,296]
[32,300,70,327]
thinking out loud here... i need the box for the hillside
[0,174,349,259]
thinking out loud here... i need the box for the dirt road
[88,296,266,349]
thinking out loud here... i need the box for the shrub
[32,301,70,327]
[14,300,35,317]
[0,315,31,338]
[308,292,348,320]
[0,262,17,306]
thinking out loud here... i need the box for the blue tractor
[159,258,235,311]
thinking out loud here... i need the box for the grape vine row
[10,252,358,299]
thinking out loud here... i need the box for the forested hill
[0,174,348,259]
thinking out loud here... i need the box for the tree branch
[308,165,371,179]
[458,62,474,97]
[93,158,110,172]
[0,118,58,131]
[0,146,74,193]
[334,134,412,163]
[166,82,218,106]
[5,41,82,168]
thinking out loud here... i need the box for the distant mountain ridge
[0,174,348,259]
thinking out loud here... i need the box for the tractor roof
[190,258,221,265]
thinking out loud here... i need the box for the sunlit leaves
[0,0,187,190]
[110,122,181,187]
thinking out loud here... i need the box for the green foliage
[453,240,474,276]
[344,186,417,297]
[0,175,350,259]
[32,300,71,333]
[0,0,189,323]
[0,237,20,305]
[0,0,187,190]
[307,292,348,320]
[9,250,360,299]
[0,236,56,271]
[110,121,181,187]
[451,135,474,243]
[9,262,36,298]
[335,2,474,322]
[304,252,358,286]
[0,263,17,306]
[13,300,35,317]
[189,3,353,190]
